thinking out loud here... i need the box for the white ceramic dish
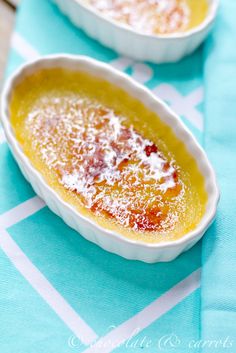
[52,0,219,63]
[1,55,219,262]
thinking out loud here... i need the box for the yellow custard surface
[10,68,207,243]
[88,0,208,35]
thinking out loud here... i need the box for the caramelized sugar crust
[89,0,208,35]
[10,68,207,243]
[25,96,182,232]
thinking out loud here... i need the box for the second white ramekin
[52,0,219,63]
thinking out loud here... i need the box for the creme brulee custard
[10,68,207,243]
[87,0,208,35]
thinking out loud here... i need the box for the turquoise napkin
[0,0,235,352]
[201,0,236,350]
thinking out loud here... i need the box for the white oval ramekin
[52,0,219,63]
[1,55,219,262]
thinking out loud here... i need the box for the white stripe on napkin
[11,32,40,60]
[153,84,204,131]
[0,227,98,345]
[0,196,45,229]
[83,269,201,353]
